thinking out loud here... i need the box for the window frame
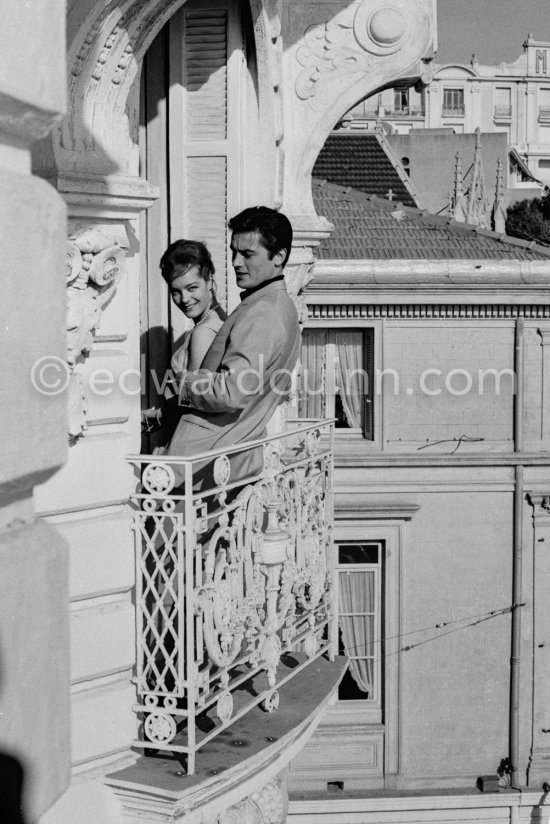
[442,87,465,117]
[300,318,383,450]
[493,86,512,120]
[330,519,407,778]
[336,540,383,717]
[393,88,410,114]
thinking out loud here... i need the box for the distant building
[348,34,550,188]
[313,128,515,231]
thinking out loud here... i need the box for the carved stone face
[169,265,212,322]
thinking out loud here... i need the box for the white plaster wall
[382,322,515,450]
[34,239,141,773]
[399,488,512,783]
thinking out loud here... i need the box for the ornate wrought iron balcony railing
[391,105,425,117]
[442,105,465,117]
[128,419,335,775]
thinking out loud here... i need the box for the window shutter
[364,329,375,440]
[170,3,232,308]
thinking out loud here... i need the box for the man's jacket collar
[239,274,285,302]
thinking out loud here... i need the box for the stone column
[0,1,70,820]
[528,495,550,787]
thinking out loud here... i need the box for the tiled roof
[312,178,550,261]
[312,132,418,207]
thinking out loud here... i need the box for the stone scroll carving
[296,0,429,105]
[65,227,127,441]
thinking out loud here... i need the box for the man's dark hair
[159,239,215,284]
[228,206,293,268]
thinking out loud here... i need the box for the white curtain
[333,331,364,429]
[299,329,327,418]
[339,570,375,695]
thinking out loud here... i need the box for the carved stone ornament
[216,776,288,824]
[296,0,420,104]
[296,15,375,102]
[65,226,127,441]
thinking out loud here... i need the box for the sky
[437,0,550,65]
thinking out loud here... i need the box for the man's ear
[273,247,287,268]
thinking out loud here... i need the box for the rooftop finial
[492,156,507,234]
[452,152,467,223]
[467,130,489,228]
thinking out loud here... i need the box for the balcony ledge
[288,788,550,820]
[105,655,347,824]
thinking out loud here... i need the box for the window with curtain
[393,88,409,114]
[299,328,374,439]
[442,87,465,116]
[336,542,383,703]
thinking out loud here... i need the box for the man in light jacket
[165,206,300,487]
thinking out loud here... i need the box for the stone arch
[296,64,431,215]
[55,0,280,181]
[280,0,435,219]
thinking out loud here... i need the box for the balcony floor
[106,654,347,798]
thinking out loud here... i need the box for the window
[442,88,464,117]
[337,542,383,707]
[539,89,550,122]
[393,88,409,114]
[392,88,424,117]
[299,327,374,439]
[494,87,512,119]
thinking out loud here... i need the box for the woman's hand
[141,407,163,433]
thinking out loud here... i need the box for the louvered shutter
[168,2,238,312]
[363,329,375,440]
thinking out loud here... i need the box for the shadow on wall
[0,753,27,824]
[530,790,550,824]
[140,325,173,454]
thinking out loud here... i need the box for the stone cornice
[312,259,550,285]
[47,171,159,217]
[308,302,550,317]
[334,495,420,519]
[335,452,550,468]
[289,791,550,817]
[0,91,64,142]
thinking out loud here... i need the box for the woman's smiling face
[169,265,212,321]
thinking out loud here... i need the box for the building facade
[6,3,550,824]
[349,34,550,188]
[287,182,550,814]
[0,1,436,823]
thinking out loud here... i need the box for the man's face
[230,230,285,291]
